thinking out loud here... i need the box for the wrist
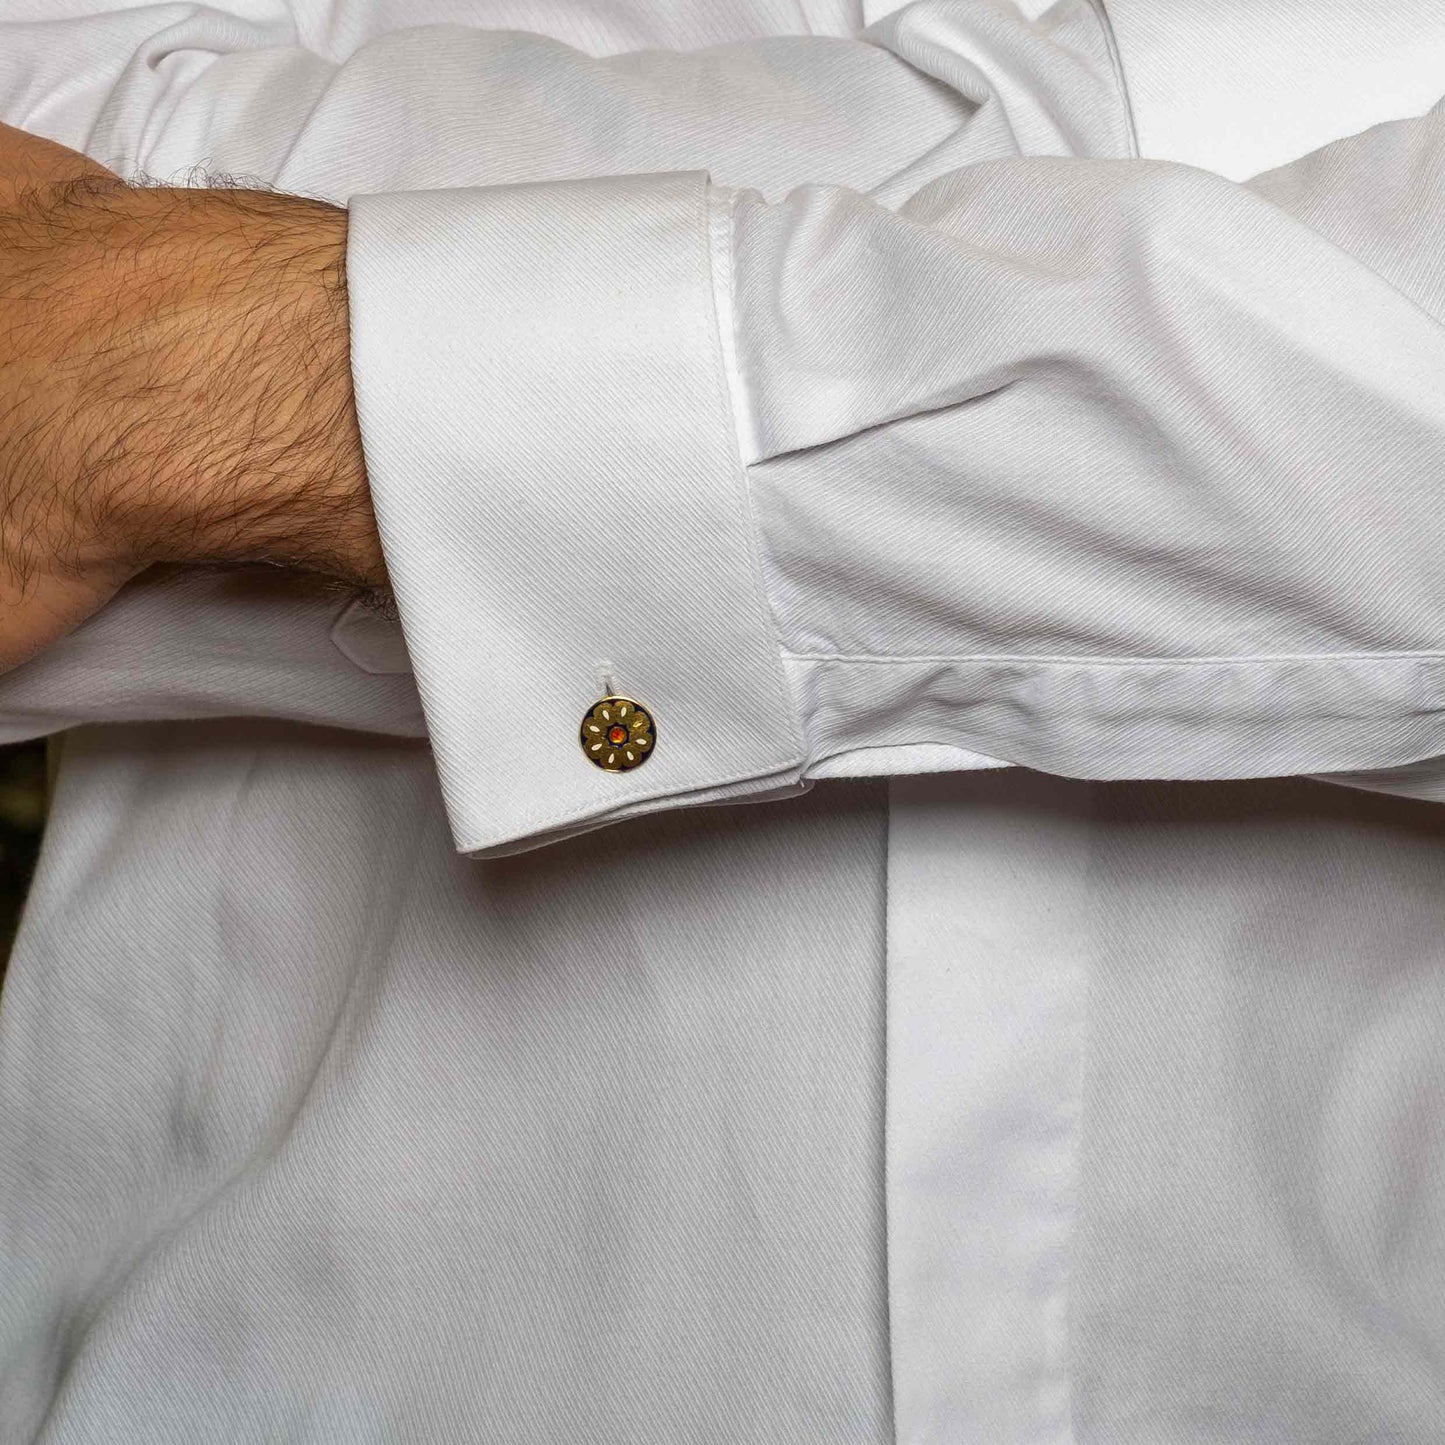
[0,130,385,672]
[102,184,383,586]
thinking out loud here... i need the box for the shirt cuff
[345,172,805,856]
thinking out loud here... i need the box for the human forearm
[80,180,382,585]
[0,125,382,669]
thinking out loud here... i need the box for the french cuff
[345,172,805,856]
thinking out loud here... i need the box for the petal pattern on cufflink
[580,696,655,772]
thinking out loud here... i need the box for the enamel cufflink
[580,696,656,772]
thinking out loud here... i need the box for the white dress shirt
[2,2,1444,1440]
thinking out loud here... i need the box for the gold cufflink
[580,696,655,772]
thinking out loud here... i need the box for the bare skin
[0,123,383,671]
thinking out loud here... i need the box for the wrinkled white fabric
[341,8,1445,855]
[1,2,1444,1443]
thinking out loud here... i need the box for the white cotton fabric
[3,729,895,1444]
[340,6,1445,857]
[347,174,807,854]
[1,2,1444,1442]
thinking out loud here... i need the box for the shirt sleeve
[0,0,975,757]
[347,96,1445,855]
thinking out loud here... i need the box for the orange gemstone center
[608,725,629,745]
